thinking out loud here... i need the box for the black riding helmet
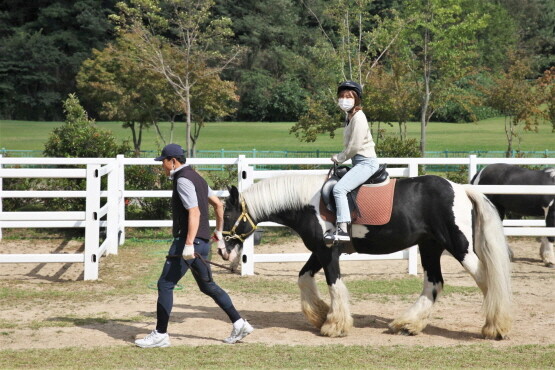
[337,80,362,99]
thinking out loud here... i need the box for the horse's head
[220,186,257,269]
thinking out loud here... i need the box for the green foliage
[205,166,238,190]
[6,94,130,217]
[537,67,555,132]
[43,94,129,158]
[77,32,181,154]
[290,97,339,142]
[0,0,117,120]
[236,70,274,121]
[482,51,544,156]
[125,165,171,220]
[445,166,470,184]
[113,0,241,155]
[266,78,309,122]
[434,101,500,123]
[376,136,420,158]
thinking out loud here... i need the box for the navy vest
[172,166,210,240]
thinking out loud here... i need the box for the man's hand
[212,230,223,242]
[331,154,340,164]
[183,244,195,260]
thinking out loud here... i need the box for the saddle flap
[321,176,338,213]
[352,179,396,225]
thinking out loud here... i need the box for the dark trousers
[156,237,241,333]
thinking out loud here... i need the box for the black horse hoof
[545,262,555,269]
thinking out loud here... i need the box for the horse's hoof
[398,328,415,336]
[545,262,555,269]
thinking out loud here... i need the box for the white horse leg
[298,272,329,329]
[460,251,488,294]
[320,278,353,337]
[389,271,442,335]
[539,237,555,267]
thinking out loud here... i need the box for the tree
[401,0,490,155]
[77,32,181,155]
[483,52,544,156]
[290,0,406,142]
[364,56,419,141]
[214,0,312,121]
[0,1,118,120]
[495,0,555,72]
[111,0,241,156]
[537,66,555,133]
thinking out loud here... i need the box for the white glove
[331,154,340,164]
[212,230,223,242]
[183,244,195,260]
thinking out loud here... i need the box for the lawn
[1,118,553,153]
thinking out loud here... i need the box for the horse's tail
[464,185,512,339]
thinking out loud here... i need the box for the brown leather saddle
[320,163,389,217]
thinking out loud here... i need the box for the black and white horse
[221,174,512,340]
[471,163,555,267]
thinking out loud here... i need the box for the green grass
[1,343,554,369]
[1,118,553,153]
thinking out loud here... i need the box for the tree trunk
[185,82,192,158]
[505,116,514,157]
[420,25,431,156]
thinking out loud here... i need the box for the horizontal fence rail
[0,156,120,280]
[1,155,554,279]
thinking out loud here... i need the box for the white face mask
[338,98,355,112]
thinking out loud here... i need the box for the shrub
[377,137,421,158]
[434,101,500,123]
[125,165,171,221]
[43,94,129,157]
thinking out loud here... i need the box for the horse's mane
[242,174,325,220]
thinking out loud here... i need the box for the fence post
[407,160,419,275]
[117,154,125,246]
[84,164,101,280]
[106,159,119,255]
[0,155,3,240]
[468,154,478,182]
[237,155,256,276]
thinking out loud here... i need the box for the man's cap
[155,144,185,161]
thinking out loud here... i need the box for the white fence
[0,157,121,280]
[1,155,555,280]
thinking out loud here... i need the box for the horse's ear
[228,186,239,205]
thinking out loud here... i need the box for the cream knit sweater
[336,110,376,163]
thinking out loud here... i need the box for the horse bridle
[222,197,257,243]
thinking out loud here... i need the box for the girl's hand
[331,154,339,164]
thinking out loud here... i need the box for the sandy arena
[0,237,554,349]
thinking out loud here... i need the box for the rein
[222,197,257,242]
[166,252,237,273]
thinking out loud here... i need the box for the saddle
[320,163,396,225]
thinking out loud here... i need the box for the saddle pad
[353,179,396,225]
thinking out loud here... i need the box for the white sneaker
[223,320,254,344]
[135,330,170,348]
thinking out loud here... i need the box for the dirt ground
[0,237,554,350]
